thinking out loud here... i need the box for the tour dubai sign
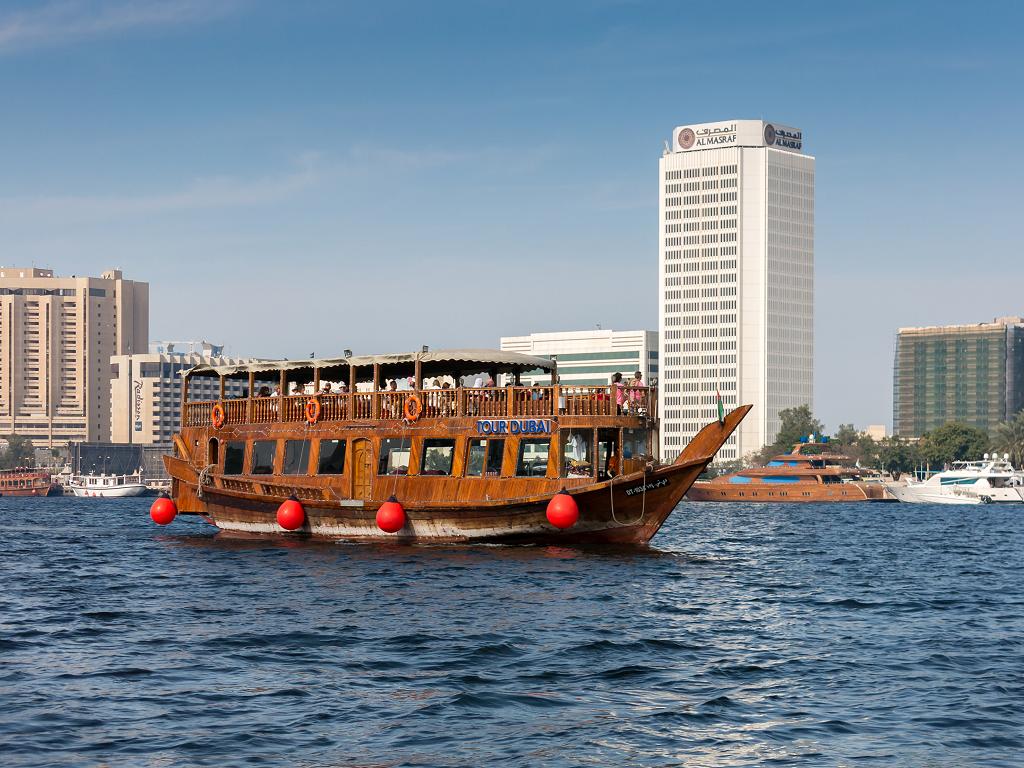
[476,419,552,435]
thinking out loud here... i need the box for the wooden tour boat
[686,440,890,502]
[159,349,749,544]
[0,467,60,497]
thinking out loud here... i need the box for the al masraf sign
[672,120,803,153]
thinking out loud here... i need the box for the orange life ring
[305,397,321,424]
[403,394,423,421]
[211,402,226,429]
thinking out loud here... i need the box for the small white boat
[885,455,1024,505]
[67,472,148,498]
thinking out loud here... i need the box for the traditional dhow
[159,349,749,544]
[0,468,60,497]
[687,441,890,502]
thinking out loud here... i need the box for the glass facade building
[893,317,1024,437]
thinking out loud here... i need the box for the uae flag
[717,390,725,425]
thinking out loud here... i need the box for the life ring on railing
[305,396,321,424]
[403,394,423,422]
[211,402,226,429]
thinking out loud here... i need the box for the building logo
[763,123,777,146]
[678,128,696,149]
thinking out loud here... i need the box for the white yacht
[67,471,148,498]
[885,454,1023,505]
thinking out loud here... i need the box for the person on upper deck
[290,383,304,396]
[628,371,644,412]
[611,372,625,414]
[319,382,332,395]
[258,385,271,397]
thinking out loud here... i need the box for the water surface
[1,498,1022,766]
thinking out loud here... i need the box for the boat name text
[624,478,670,496]
[476,419,552,435]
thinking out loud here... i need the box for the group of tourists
[611,370,646,414]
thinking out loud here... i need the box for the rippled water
[1,498,1022,767]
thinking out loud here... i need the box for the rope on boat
[196,464,215,499]
[608,471,645,527]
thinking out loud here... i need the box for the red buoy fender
[150,496,177,525]
[546,490,579,529]
[277,496,305,531]
[376,495,406,533]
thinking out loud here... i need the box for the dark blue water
[1,498,1022,767]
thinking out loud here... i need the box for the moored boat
[159,349,749,544]
[884,455,1024,504]
[0,468,61,497]
[687,441,891,502]
[67,472,148,498]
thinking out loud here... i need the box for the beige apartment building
[110,342,252,445]
[0,267,148,447]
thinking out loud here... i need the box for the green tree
[755,405,825,462]
[0,434,36,469]
[990,410,1024,467]
[918,422,989,469]
[876,436,918,479]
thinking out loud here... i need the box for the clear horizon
[2,0,1021,433]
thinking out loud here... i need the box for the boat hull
[884,482,1020,505]
[165,406,752,545]
[68,484,148,498]
[687,481,890,503]
[0,484,62,497]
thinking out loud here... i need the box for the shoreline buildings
[0,267,148,448]
[500,329,658,387]
[893,317,1024,437]
[110,341,253,445]
[657,120,814,461]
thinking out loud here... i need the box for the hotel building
[500,329,658,387]
[658,120,814,461]
[0,267,148,447]
[893,317,1024,437]
[110,341,254,445]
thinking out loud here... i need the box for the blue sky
[1,0,1021,431]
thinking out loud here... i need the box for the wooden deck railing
[184,386,657,427]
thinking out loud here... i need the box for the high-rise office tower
[658,120,814,461]
[893,317,1024,437]
[0,267,148,447]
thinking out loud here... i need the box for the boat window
[283,440,311,475]
[562,429,594,478]
[623,429,647,459]
[378,438,411,475]
[597,429,619,480]
[421,439,456,476]
[516,438,550,477]
[466,439,504,477]
[251,440,276,475]
[317,440,346,475]
[224,441,245,475]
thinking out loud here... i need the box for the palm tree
[990,410,1024,468]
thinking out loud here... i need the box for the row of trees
[0,434,36,470]
[725,405,1024,478]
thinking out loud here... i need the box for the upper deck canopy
[183,349,556,380]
